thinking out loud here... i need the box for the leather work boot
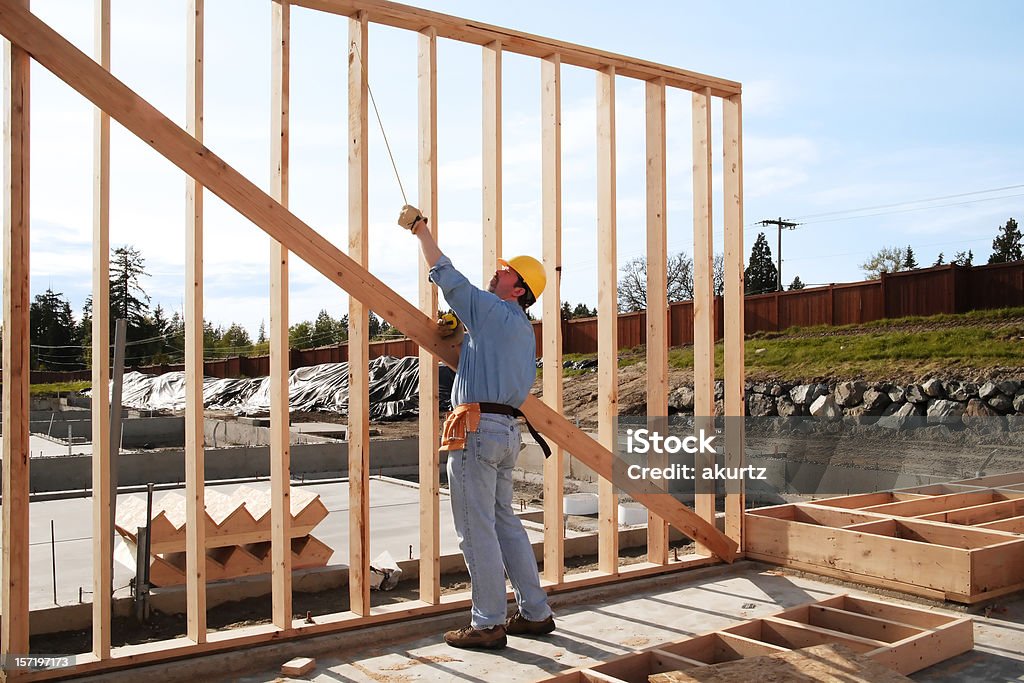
[443,624,507,650]
[505,610,556,636]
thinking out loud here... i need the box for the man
[399,205,555,650]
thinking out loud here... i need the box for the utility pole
[758,217,798,291]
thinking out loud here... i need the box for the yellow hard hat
[498,255,546,299]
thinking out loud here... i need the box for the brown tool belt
[439,402,552,458]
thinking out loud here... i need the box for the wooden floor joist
[0,2,737,564]
[747,475,1024,603]
[536,593,973,682]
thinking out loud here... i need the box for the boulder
[964,398,997,418]
[790,384,815,405]
[979,381,1000,400]
[987,393,1014,413]
[878,402,922,430]
[835,381,867,407]
[946,381,970,401]
[669,385,695,411]
[770,383,787,397]
[810,395,841,421]
[714,381,725,401]
[963,398,1007,433]
[1014,392,1024,414]
[927,399,965,425]
[776,395,801,417]
[861,388,890,412]
[904,385,927,404]
[921,378,945,398]
[887,385,905,403]
[997,380,1020,396]
[747,393,776,417]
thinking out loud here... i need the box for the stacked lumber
[115,485,332,586]
[537,593,972,682]
[745,472,1024,603]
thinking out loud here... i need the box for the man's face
[488,264,526,301]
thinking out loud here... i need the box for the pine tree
[108,245,159,362]
[256,320,267,345]
[788,276,805,290]
[146,304,173,364]
[744,233,778,294]
[313,309,341,346]
[903,245,918,269]
[988,217,1023,263]
[571,302,597,318]
[110,245,151,328]
[30,288,81,370]
[934,252,945,266]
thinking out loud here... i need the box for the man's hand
[398,204,426,233]
[437,311,460,338]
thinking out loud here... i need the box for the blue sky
[4,0,1022,344]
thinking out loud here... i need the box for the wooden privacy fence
[1,0,744,679]
[563,260,1024,353]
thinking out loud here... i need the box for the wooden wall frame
[0,1,743,678]
[269,0,293,630]
[90,0,114,658]
[417,24,441,605]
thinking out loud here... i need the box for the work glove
[397,204,426,233]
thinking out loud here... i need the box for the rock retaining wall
[668,378,1024,431]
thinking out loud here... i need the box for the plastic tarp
[111,356,455,420]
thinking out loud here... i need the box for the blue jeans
[447,413,552,629]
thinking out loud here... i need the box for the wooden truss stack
[115,485,332,586]
[746,472,1024,603]
[538,593,972,682]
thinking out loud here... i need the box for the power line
[785,235,989,263]
[789,183,1024,221]
[795,192,1024,228]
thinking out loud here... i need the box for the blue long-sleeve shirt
[429,255,536,407]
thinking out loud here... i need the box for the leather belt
[477,402,553,459]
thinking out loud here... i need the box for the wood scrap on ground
[647,643,912,683]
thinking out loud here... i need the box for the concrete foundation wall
[203,417,337,447]
[15,439,422,493]
[26,411,185,449]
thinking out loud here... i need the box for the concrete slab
[19,434,93,457]
[73,564,1024,683]
[290,422,348,438]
